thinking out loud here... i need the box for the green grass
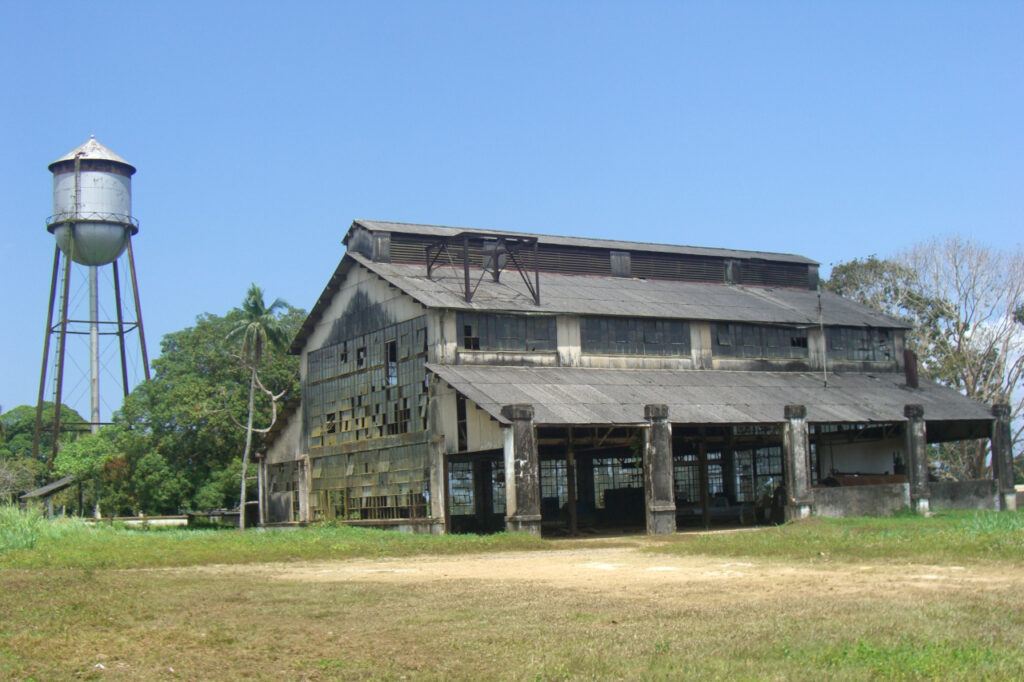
[2,506,1024,679]
[0,507,547,570]
[5,507,1023,570]
[651,509,1024,564]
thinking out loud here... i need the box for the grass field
[2,507,1023,680]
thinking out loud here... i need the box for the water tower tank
[46,136,138,266]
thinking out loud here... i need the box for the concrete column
[905,404,930,514]
[643,404,676,535]
[297,455,311,523]
[428,434,447,534]
[991,403,1017,512]
[783,404,812,520]
[502,404,542,536]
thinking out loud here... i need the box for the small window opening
[356,346,367,367]
[463,324,480,350]
[456,394,468,451]
[385,339,398,386]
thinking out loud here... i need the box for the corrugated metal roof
[49,136,135,171]
[19,475,76,500]
[426,364,992,427]
[351,219,818,265]
[353,253,907,327]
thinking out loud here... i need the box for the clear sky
[1,1,1021,421]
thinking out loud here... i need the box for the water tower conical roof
[48,136,136,173]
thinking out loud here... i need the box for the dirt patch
[164,544,1022,596]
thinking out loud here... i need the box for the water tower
[33,137,151,467]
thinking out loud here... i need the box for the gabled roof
[351,219,818,265]
[427,365,992,428]
[352,252,907,328]
[290,221,905,354]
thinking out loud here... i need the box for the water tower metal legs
[32,245,62,471]
[33,246,74,471]
[112,265,131,397]
[125,238,151,380]
[32,234,151,472]
[89,266,100,435]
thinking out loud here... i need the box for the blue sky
[1,1,1021,421]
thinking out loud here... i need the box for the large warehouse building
[262,220,1016,535]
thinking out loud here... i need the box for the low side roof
[427,364,991,427]
[354,253,908,328]
[20,474,75,500]
[352,220,818,265]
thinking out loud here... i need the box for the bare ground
[164,539,1023,597]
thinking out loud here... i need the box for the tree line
[1,285,302,516]
[825,237,1023,481]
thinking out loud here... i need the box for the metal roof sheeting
[49,136,134,170]
[426,364,992,427]
[353,253,907,328]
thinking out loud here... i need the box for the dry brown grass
[3,542,1023,680]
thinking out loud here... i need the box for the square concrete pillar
[643,404,676,535]
[905,404,930,514]
[992,403,1017,512]
[428,434,447,534]
[783,404,812,521]
[502,404,542,536]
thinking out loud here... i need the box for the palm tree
[226,284,288,529]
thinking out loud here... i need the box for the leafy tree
[54,429,118,517]
[1,403,88,466]
[826,238,1024,479]
[0,403,87,496]
[109,304,303,514]
[226,284,290,529]
[0,458,36,505]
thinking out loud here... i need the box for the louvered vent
[632,252,725,282]
[389,235,435,263]
[738,261,808,288]
[386,231,809,287]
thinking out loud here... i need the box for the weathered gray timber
[643,404,676,535]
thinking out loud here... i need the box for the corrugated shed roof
[352,219,818,265]
[19,475,76,500]
[353,253,908,327]
[427,364,992,427]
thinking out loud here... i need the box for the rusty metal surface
[351,219,817,265]
[351,252,905,328]
[426,363,993,427]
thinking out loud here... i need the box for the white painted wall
[818,437,905,477]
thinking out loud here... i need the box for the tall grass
[0,505,85,552]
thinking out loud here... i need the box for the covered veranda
[430,365,1011,536]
